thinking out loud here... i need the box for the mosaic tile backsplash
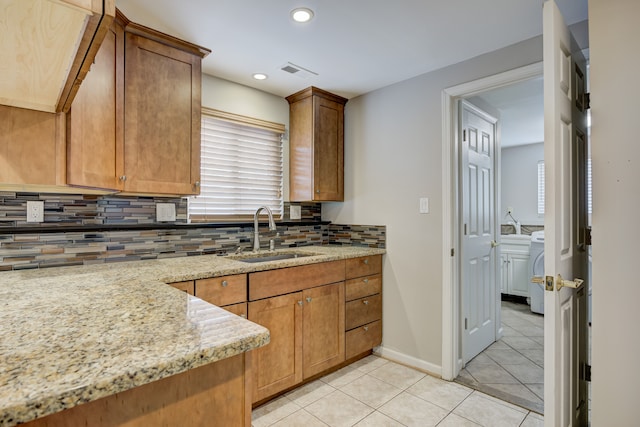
[0,193,385,270]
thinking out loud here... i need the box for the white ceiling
[475,76,544,148]
[115,0,588,100]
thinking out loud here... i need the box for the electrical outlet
[290,205,301,220]
[156,203,176,222]
[26,201,44,223]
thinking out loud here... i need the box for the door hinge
[581,363,592,382]
[463,129,467,141]
[451,248,455,257]
[464,318,468,330]
[584,92,591,110]
[585,227,592,246]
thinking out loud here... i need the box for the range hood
[0,0,115,113]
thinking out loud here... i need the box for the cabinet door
[313,95,344,201]
[67,22,124,191]
[509,253,531,297]
[500,253,509,294]
[123,32,201,195]
[248,292,303,403]
[302,282,345,379]
[0,105,64,187]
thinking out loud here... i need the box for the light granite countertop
[0,246,385,427]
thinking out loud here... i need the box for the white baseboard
[373,346,442,378]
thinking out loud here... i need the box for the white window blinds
[537,159,592,216]
[537,161,545,216]
[189,109,285,221]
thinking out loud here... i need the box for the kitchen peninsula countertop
[0,245,385,427]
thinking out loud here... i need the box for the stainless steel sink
[228,251,317,263]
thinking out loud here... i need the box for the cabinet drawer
[346,320,382,359]
[196,274,247,306]
[346,255,382,279]
[249,260,345,301]
[222,302,247,318]
[169,280,194,295]
[345,294,382,330]
[345,274,382,301]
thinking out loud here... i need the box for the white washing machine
[529,231,545,314]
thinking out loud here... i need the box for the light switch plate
[26,201,44,223]
[156,203,176,222]
[419,197,429,214]
[290,205,302,220]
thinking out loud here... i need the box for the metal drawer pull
[298,300,303,306]
[363,326,369,332]
[221,280,228,287]
[306,297,312,303]
[363,278,369,283]
[363,300,369,305]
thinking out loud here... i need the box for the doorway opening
[440,62,544,406]
[456,76,546,414]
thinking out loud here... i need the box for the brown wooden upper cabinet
[0,0,116,113]
[67,9,210,195]
[0,105,66,189]
[286,87,348,202]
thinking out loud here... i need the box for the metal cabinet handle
[316,189,320,194]
[221,280,228,287]
[306,297,312,303]
[298,300,303,306]
[194,181,201,187]
[363,278,369,283]
[363,259,369,265]
[363,326,369,332]
[363,300,369,305]
[119,175,127,181]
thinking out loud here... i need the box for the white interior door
[543,1,589,425]
[460,100,499,364]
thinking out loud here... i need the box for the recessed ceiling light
[291,7,314,23]
[252,73,268,80]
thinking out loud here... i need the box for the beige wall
[590,0,640,424]
[323,37,543,371]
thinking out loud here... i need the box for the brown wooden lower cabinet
[345,255,383,360]
[302,282,345,379]
[345,293,382,330]
[346,320,382,360]
[248,292,303,403]
[169,280,195,295]
[23,353,251,427]
[223,301,247,318]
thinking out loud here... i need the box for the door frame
[441,61,543,381]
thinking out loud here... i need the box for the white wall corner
[374,345,443,379]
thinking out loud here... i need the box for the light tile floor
[455,301,545,414]
[252,354,544,427]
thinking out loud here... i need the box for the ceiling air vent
[280,62,318,79]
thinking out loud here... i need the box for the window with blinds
[537,159,592,216]
[537,161,545,216]
[189,108,285,222]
